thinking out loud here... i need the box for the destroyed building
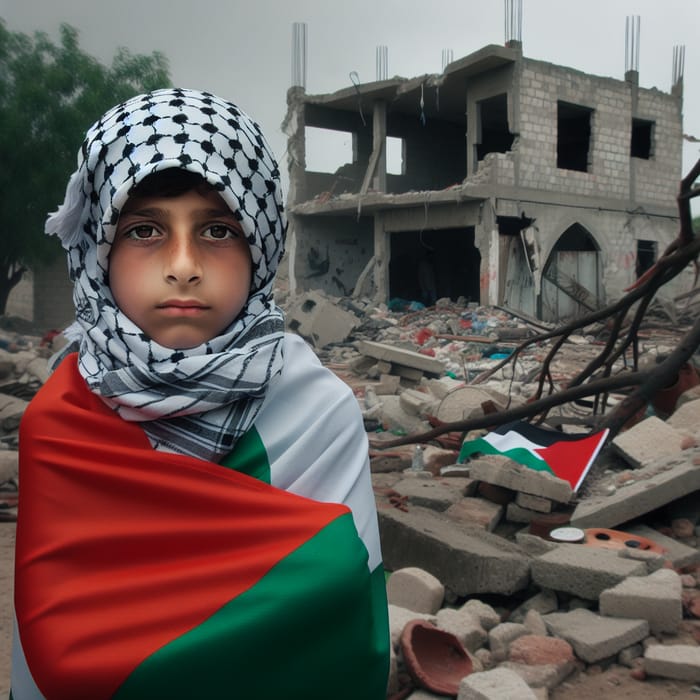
[283,35,685,322]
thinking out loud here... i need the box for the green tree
[0,21,170,314]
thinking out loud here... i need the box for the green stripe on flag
[459,437,555,474]
[219,426,271,484]
[114,513,389,699]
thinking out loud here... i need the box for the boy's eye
[125,225,160,240]
[202,225,240,240]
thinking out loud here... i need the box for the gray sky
[2,0,699,199]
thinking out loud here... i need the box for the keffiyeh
[45,88,287,461]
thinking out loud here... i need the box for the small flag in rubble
[458,421,609,492]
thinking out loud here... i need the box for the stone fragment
[391,477,465,511]
[516,491,553,513]
[458,667,537,699]
[522,609,548,637]
[459,599,501,631]
[386,567,444,614]
[508,634,574,666]
[488,622,528,662]
[436,608,488,651]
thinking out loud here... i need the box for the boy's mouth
[157,300,210,315]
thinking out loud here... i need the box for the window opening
[304,126,354,173]
[386,136,405,175]
[636,239,656,278]
[557,101,593,172]
[476,94,514,162]
[631,118,653,159]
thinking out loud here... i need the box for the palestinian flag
[12,355,389,699]
[458,420,609,492]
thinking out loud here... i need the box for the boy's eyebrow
[118,206,239,220]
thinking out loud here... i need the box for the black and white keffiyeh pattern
[45,88,287,462]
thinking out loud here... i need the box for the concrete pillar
[373,212,389,302]
[372,100,387,192]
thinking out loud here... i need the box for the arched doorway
[541,224,601,322]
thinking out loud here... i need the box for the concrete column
[372,100,387,192]
[373,212,389,302]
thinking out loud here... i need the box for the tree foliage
[0,21,170,313]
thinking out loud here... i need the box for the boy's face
[109,188,252,349]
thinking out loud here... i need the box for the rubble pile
[3,293,700,696]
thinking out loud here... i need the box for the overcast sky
[2,0,699,199]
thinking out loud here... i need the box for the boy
[12,88,389,699]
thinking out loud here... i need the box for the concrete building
[283,39,685,321]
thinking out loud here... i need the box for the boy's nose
[165,235,202,284]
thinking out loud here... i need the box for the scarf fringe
[45,170,87,250]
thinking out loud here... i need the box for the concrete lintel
[358,340,445,375]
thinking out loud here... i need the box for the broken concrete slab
[542,608,649,664]
[458,667,538,699]
[286,290,358,348]
[570,448,700,530]
[643,644,700,682]
[530,544,648,600]
[624,523,700,568]
[599,568,682,634]
[378,505,531,596]
[400,388,439,416]
[611,416,688,468]
[468,456,573,504]
[358,340,445,376]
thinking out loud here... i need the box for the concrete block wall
[516,59,681,206]
[293,215,374,296]
[632,88,683,205]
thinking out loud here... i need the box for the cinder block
[644,644,700,682]
[446,497,504,532]
[543,608,649,664]
[468,457,572,504]
[599,568,682,634]
[392,477,465,511]
[386,566,444,614]
[516,492,553,513]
